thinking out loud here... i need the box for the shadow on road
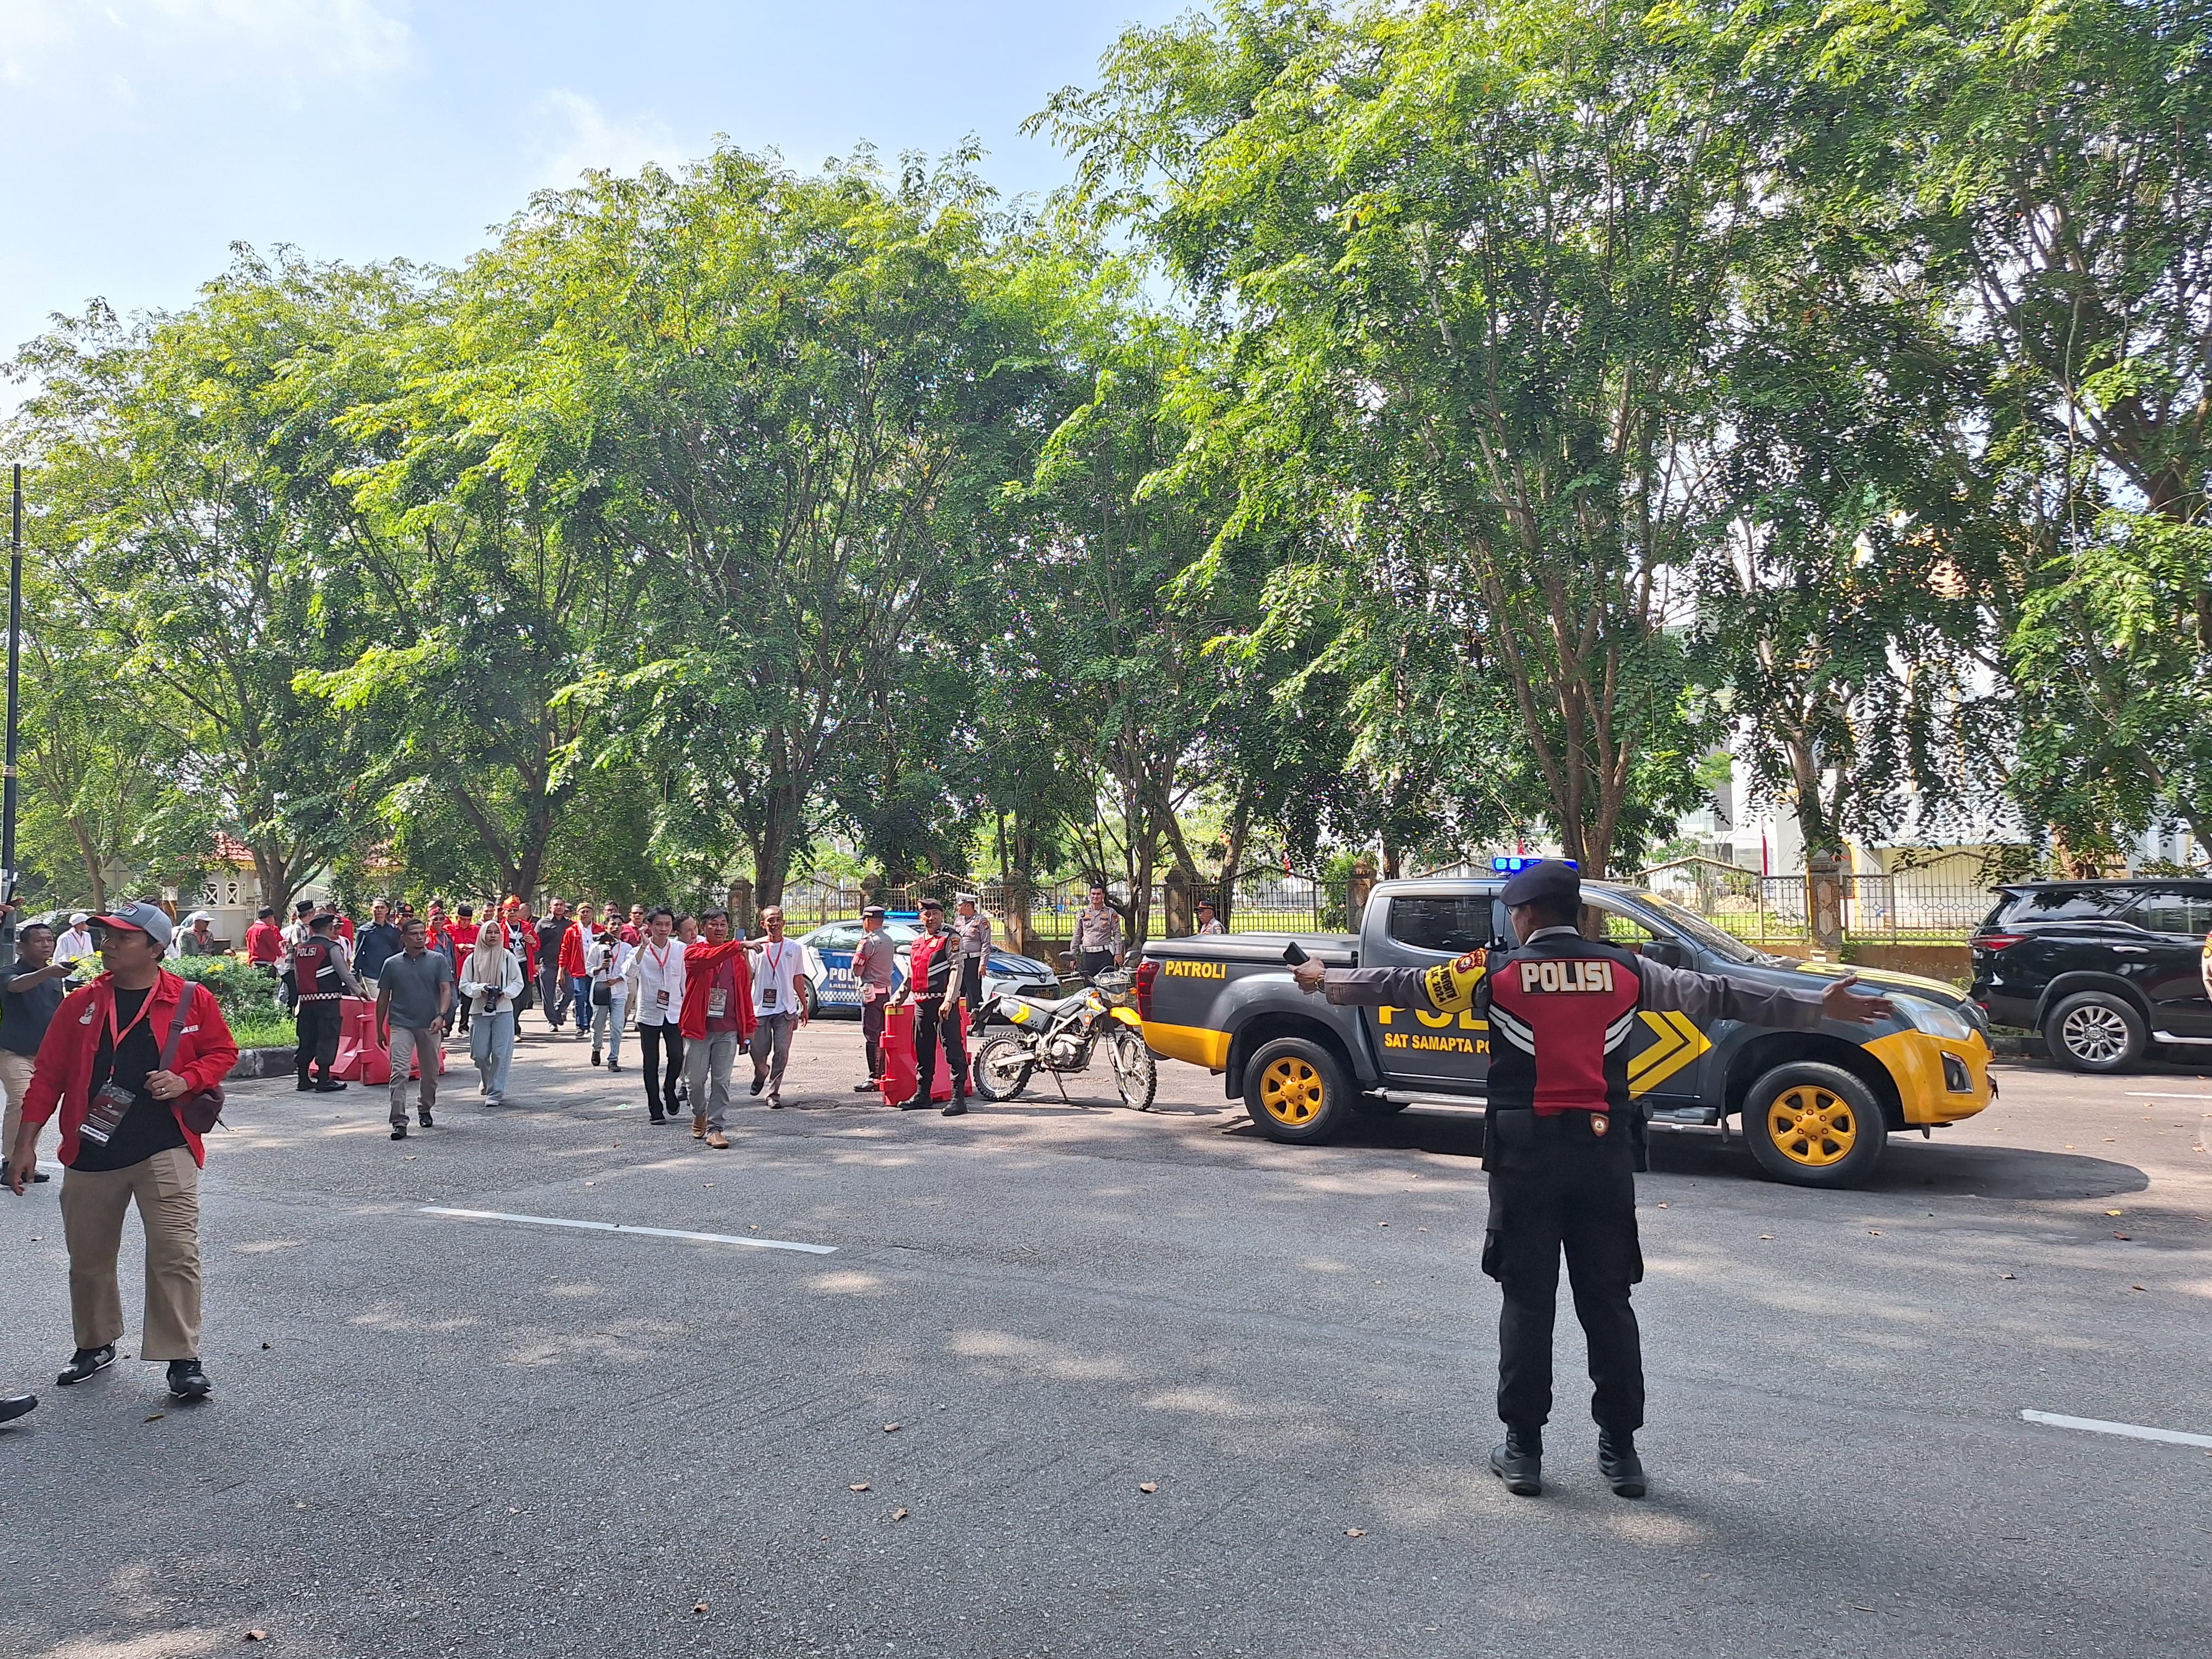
[1215,1106,2151,1203]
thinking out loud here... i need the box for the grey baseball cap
[93,900,175,949]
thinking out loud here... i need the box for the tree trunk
[251,848,293,918]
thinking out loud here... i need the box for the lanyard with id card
[78,989,159,1146]
[760,941,788,1012]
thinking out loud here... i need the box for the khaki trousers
[60,1146,203,1360]
[0,1048,33,1165]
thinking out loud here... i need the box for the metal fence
[1636,857,1995,944]
[775,874,1353,945]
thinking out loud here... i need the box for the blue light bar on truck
[1490,856,1578,873]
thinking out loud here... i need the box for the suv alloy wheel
[2043,990,2147,1073]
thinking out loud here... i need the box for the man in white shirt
[742,906,808,1109]
[625,908,687,1124]
[584,922,636,1072]
[54,914,95,966]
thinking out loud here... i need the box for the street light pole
[2,464,21,960]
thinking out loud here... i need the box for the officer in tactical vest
[288,911,366,1094]
[1295,860,1894,1499]
[892,896,969,1118]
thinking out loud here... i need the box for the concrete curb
[227,1045,298,1079]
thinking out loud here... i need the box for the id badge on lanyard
[760,942,783,1011]
[706,987,728,1018]
[80,992,159,1144]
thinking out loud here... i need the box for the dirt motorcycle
[969,968,1158,1110]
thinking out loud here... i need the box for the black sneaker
[313,1080,348,1094]
[165,1360,211,1400]
[390,1124,407,1140]
[57,1344,115,1386]
[648,1111,666,1124]
[591,1049,602,1066]
[606,1062,621,1073]
[853,1079,880,1094]
[749,1075,767,1097]
[418,1109,434,1129]
[0,1392,35,1424]
[295,1080,316,1092]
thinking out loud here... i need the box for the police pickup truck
[1134,877,1995,1187]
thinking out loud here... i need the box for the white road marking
[2124,1092,2212,1099]
[419,1206,835,1255]
[2021,1410,2212,1449]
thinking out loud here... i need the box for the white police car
[795,915,1059,1019]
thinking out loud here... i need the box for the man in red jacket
[560,902,597,1043]
[8,901,239,1401]
[680,910,755,1149]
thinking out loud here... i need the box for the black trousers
[638,1023,684,1117]
[293,1000,342,1084]
[1482,1109,1645,1436]
[911,1000,968,1102]
[1075,949,1116,981]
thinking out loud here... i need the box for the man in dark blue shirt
[1,919,74,1187]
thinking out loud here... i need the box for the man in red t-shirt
[448,906,482,1033]
[680,910,754,1149]
[243,908,284,973]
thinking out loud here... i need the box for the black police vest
[1480,935,1647,1116]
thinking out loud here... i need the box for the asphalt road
[2,1017,2208,1659]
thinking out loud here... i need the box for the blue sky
[0,1,1185,409]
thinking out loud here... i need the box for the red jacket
[558,922,589,977]
[680,942,757,1041]
[24,971,239,1169]
[244,921,284,966]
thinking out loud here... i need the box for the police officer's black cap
[918,896,944,911]
[861,904,886,917]
[1500,860,1581,912]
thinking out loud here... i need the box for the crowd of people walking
[0,880,1097,1419]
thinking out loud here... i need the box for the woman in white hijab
[460,918,525,1105]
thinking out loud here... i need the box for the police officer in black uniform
[891,897,969,1118]
[287,911,365,1094]
[1296,860,1894,1498]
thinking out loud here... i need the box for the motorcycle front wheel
[1109,1028,1158,1111]
[972,1034,1034,1103]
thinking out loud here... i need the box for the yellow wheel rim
[1765,1083,1857,1167]
[1259,1056,1324,1126]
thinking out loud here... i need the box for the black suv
[1970,880,2212,1072]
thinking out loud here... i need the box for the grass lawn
[228,1012,297,1050]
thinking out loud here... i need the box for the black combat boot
[1597,1430,1645,1498]
[941,1089,968,1117]
[1489,1426,1542,1497]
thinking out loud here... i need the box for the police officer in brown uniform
[1296,860,1894,1498]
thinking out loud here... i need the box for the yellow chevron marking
[1628,1010,1709,1097]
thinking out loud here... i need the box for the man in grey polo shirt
[374,918,453,1141]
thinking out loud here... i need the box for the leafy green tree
[7,253,407,911]
[1041,0,1742,873]
[1725,0,2212,859]
[434,147,1067,912]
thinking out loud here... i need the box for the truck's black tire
[1243,1036,1353,1144]
[2042,991,2146,1073]
[1741,1061,1887,1188]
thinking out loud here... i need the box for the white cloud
[528,90,682,189]
[1,0,415,91]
